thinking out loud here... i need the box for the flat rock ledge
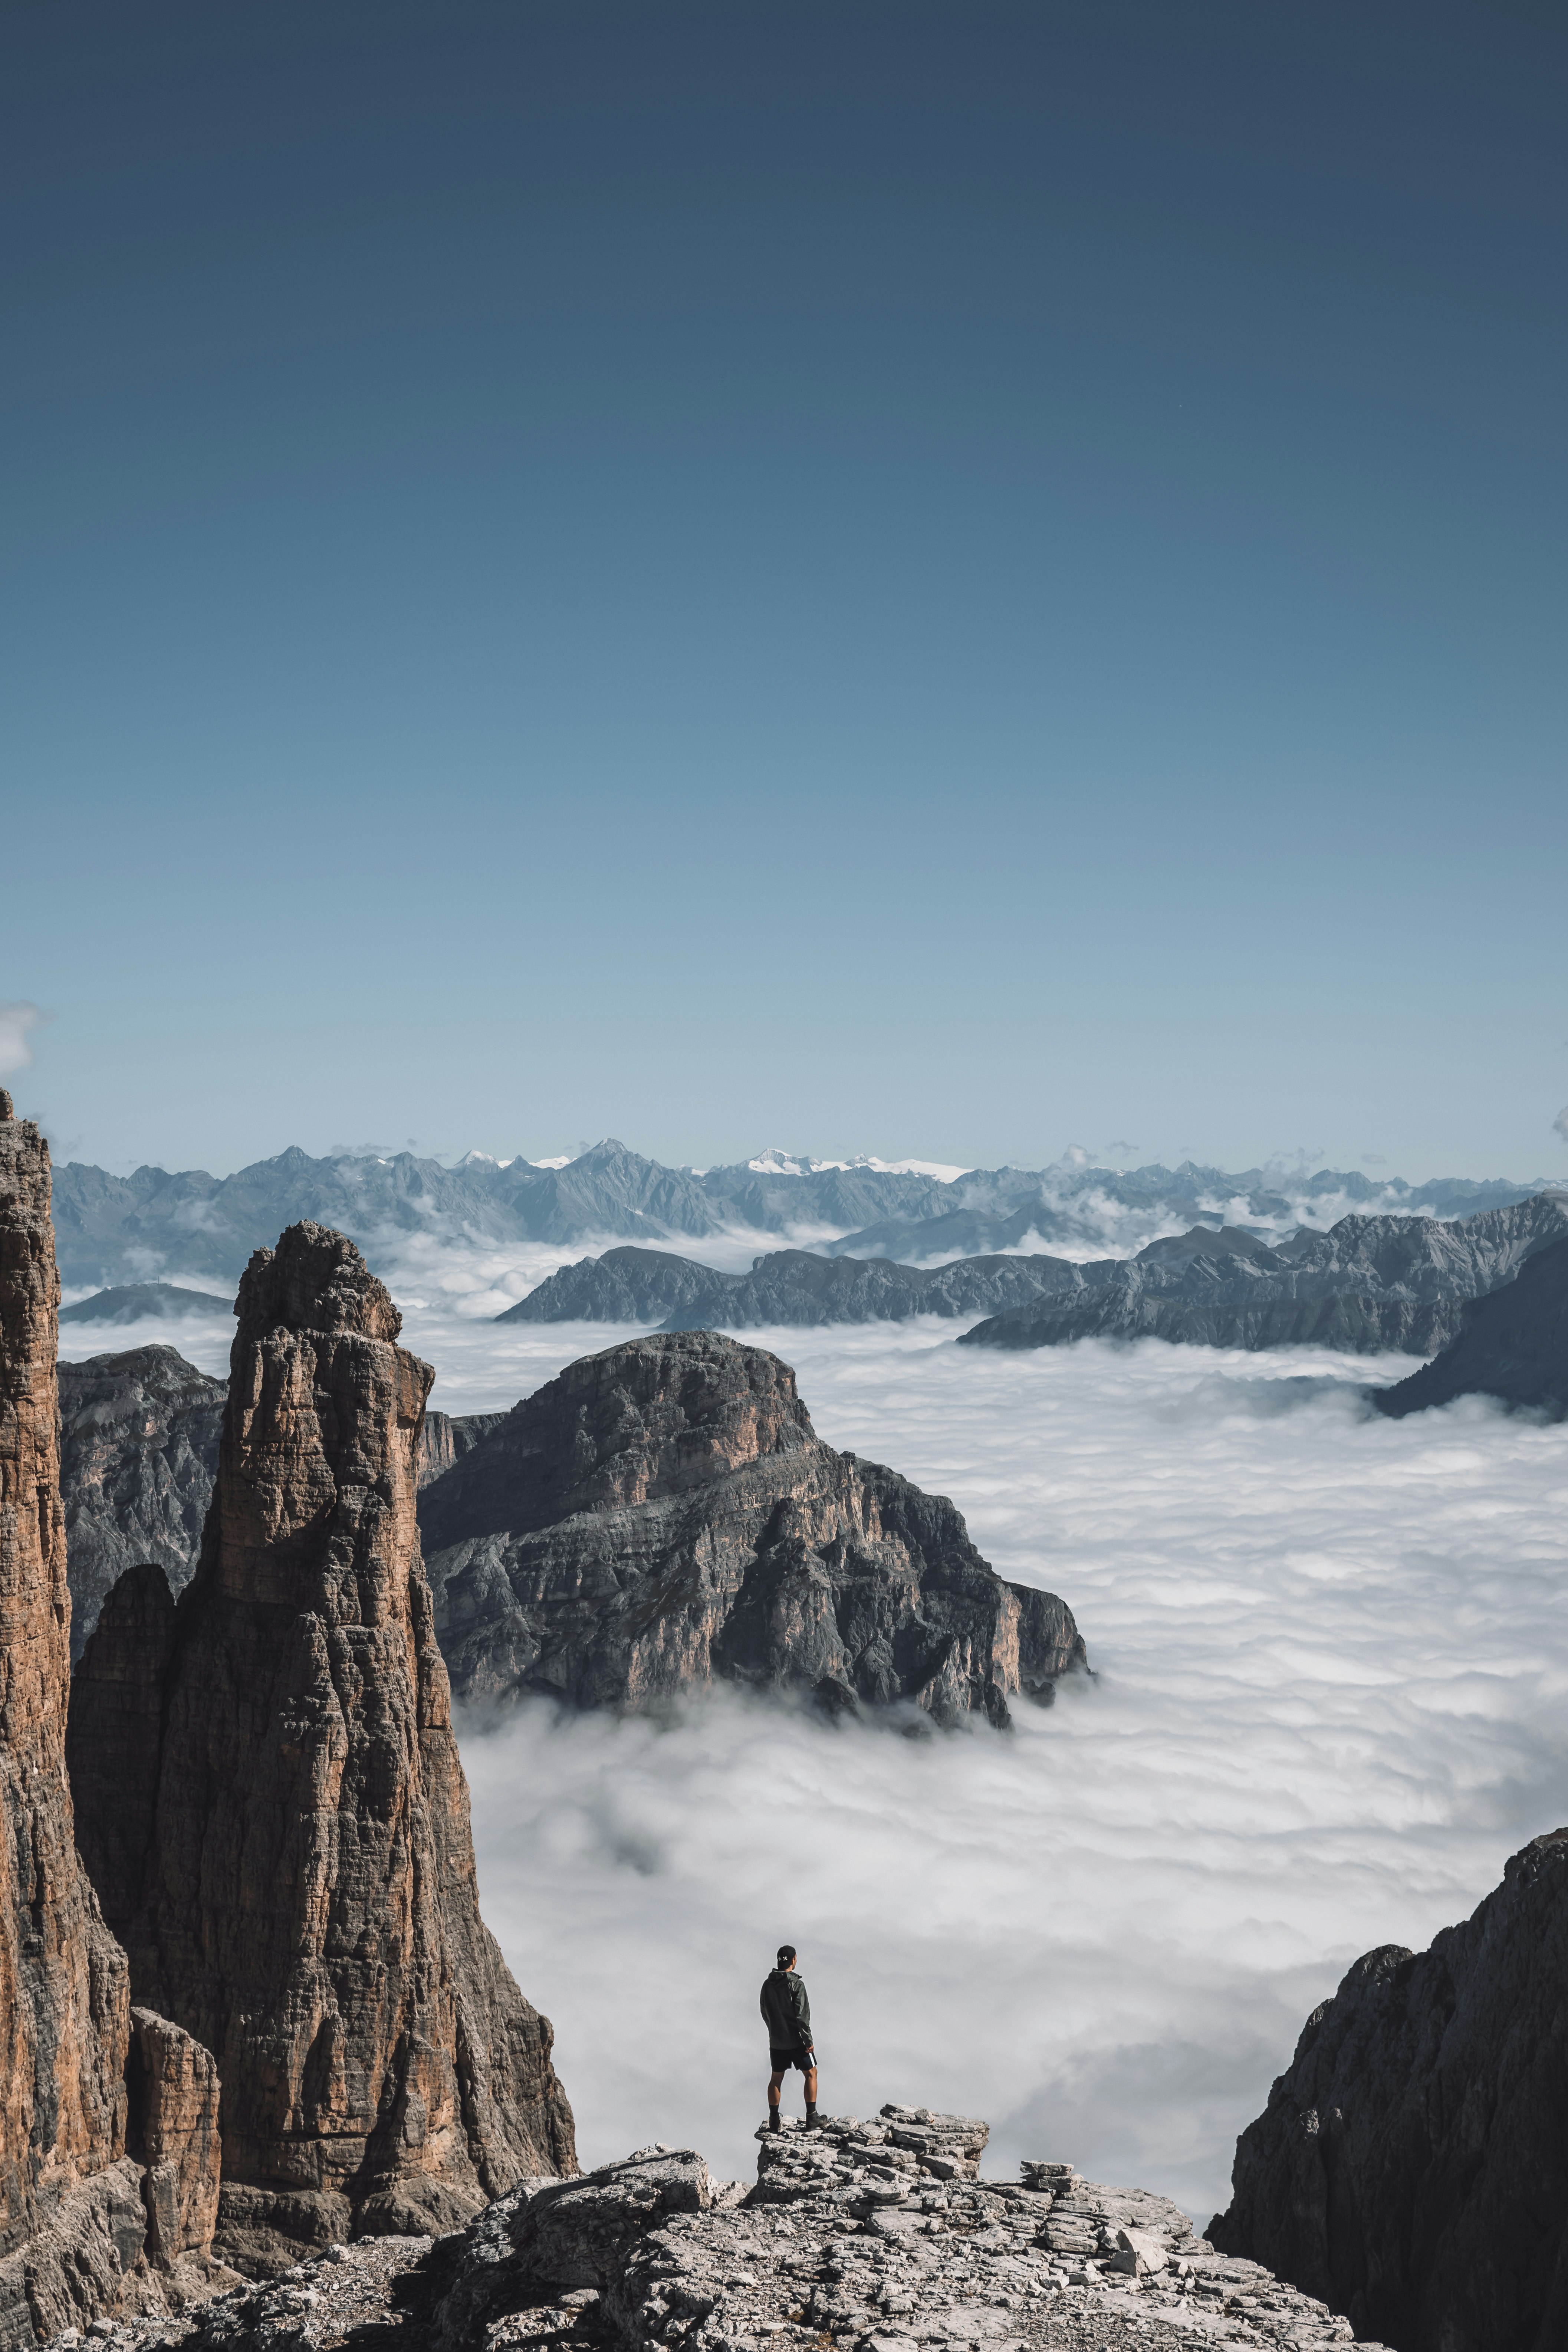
[36,2105,1385,2352]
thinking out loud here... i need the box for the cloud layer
[446,1321,1568,2222]
[60,1280,1568,2223]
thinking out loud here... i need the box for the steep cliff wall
[68,1222,576,2274]
[57,1347,226,1657]
[1209,1829,1568,2352]
[1373,1233,1568,1420]
[0,1097,132,2250]
[418,1331,1085,1725]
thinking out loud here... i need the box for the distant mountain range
[502,1195,1568,1353]
[48,1137,1558,1292]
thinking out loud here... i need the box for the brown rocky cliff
[0,1099,131,2253]
[68,1221,576,2273]
[418,1331,1085,1725]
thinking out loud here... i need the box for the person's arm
[792,1975,812,2046]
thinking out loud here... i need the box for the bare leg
[768,2069,785,2119]
[804,2063,818,2110]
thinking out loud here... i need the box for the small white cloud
[0,1001,45,1078]
[1554,1106,1568,1144]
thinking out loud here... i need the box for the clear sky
[4,0,1565,1179]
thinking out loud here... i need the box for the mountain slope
[1372,1232,1568,1419]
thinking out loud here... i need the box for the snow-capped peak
[745,1147,970,1181]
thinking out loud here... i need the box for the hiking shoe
[768,2112,782,2132]
[805,2110,822,2130]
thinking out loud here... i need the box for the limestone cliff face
[418,1332,1085,1726]
[1210,1830,1568,2352]
[68,1222,576,2271]
[0,1097,132,2255]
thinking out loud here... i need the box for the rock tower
[70,1222,575,2273]
[0,1096,131,2250]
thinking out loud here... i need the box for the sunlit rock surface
[68,1222,577,2276]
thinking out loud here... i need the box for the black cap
[777,1944,796,1967]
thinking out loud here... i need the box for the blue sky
[4,0,1565,1179]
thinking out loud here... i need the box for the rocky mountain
[1373,1233,1568,1420]
[53,1343,503,1655]
[66,1222,577,2276]
[1209,1828,1568,2352]
[417,1330,1085,1725]
[60,1286,231,1326]
[58,1347,227,1659]
[47,1140,1555,1292]
[499,1246,1086,1328]
[959,1194,1568,1357]
[0,1094,234,2342]
[65,2101,1384,2352]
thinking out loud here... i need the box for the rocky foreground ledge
[42,2106,1386,2352]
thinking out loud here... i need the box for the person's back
[760,1944,817,2129]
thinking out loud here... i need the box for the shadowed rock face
[0,1103,132,2253]
[57,1345,227,1657]
[418,1331,1085,1725]
[1372,1232,1568,1420]
[1209,1830,1568,2352]
[68,1221,576,2273]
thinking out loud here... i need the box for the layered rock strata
[57,2105,1379,2352]
[1,1101,131,2247]
[67,1222,576,2274]
[1,1098,231,2344]
[1373,1232,1568,1420]
[417,1332,1085,1725]
[57,1347,226,1657]
[1210,1828,1568,2352]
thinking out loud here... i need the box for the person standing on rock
[762,1944,818,2129]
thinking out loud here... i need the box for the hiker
[761,1943,818,2129]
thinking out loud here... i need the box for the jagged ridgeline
[47,1136,1552,1294]
[66,1218,575,2282]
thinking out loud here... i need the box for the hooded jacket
[760,1965,812,2049]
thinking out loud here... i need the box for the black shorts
[769,2045,815,2074]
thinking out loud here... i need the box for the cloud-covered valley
[62,1283,1568,2228]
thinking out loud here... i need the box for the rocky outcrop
[416,1409,509,1487]
[0,1100,232,2344]
[0,1100,134,2251]
[961,1194,1568,1356]
[417,1331,1085,1725]
[57,1347,226,1657]
[54,1356,494,1658]
[1209,1828,1568,2352]
[72,2104,1376,2352]
[1373,1233,1568,1420]
[66,1221,576,2275]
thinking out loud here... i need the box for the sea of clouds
[61,1264,1568,2227]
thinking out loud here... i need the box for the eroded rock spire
[70,1221,576,2273]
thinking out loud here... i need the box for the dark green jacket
[760,1966,812,2048]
